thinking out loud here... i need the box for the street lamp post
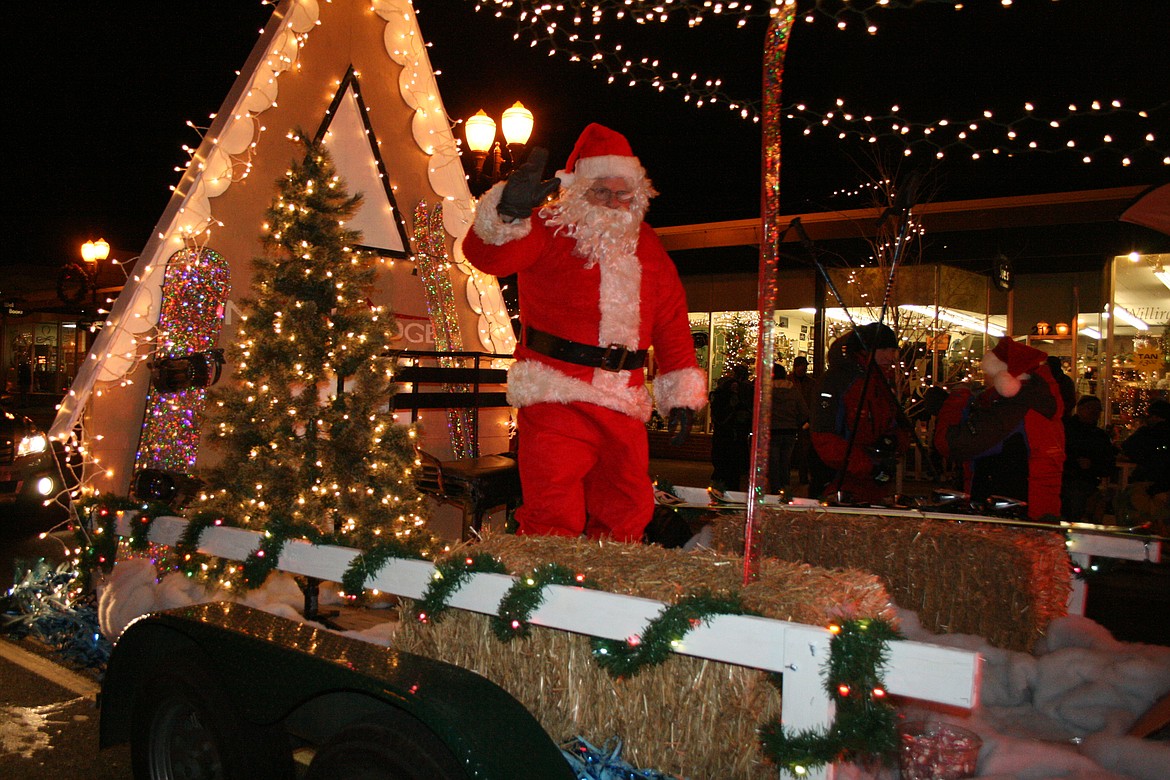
[463,102,535,196]
[80,238,110,309]
[462,103,536,337]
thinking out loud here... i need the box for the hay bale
[711,508,1070,651]
[391,533,894,779]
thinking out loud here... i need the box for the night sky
[9,0,1168,270]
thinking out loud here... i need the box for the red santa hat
[982,336,1046,398]
[556,123,645,187]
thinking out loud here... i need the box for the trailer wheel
[305,718,469,780]
[131,670,293,780]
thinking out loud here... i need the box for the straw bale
[391,532,895,779]
[710,508,1071,651]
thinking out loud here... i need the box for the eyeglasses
[586,187,634,203]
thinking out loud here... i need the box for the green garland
[72,495,170,574]
[490,563,599,642]
[240,517,330,588]
[174,510,225,560]
[72,497,125,576]
[412,553,509,624]
[590,592,758,678]
[758,618,902,775]
[74,496,904,771]
[339,537,436,600]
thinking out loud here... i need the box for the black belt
[524,326,648,372]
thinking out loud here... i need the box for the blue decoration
[560,736,675,780]
[1,559,111,669]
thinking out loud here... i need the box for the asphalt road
[0,638,131,778]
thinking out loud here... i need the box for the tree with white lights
[200,134,432,551]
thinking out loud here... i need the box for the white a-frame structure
[51,0,514,496]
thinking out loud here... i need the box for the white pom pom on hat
[555,123,645,187]
[982,336,1047,398]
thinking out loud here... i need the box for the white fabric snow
[888,609,1170,779]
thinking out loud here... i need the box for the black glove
[497,147,561,220]
[667,408,694,447]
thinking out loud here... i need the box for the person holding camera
[810,323,909,503]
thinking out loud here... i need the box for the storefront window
[1106,252,1169,439]
[2,317,88,403]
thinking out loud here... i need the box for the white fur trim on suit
[471,182,533,246]
[506,360,653,421]
[652,366,709,413]
[595,242,641,348]
[982,350,1024,398]
[556,156,645,189]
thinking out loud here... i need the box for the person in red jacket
[810,323,909,504]
[461,124,707,541]
[934,336,1066,519]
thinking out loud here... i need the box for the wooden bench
[388,350,520,540]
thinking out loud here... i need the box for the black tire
[304,716,470,780]
[130,669,293,780]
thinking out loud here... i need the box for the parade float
[19,1,1166,778]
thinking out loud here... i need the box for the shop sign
[1132,348,1161,371]
[993,255,1013,291]
[926,333,951,351]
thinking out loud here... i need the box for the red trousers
[515,402,653,541]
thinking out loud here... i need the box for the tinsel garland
[340,536,438,599]
[757,618,902,774]
[490,563,599,642]
[561,736,674,780]
[590,592,758,679]
[412,553,509,624]
[0,560,112,669]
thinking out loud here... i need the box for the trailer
[98,512,982,780]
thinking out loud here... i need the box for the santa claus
[934,336,1066,519]
[461,123,708,540]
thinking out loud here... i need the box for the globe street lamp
[80,238,110,308]
[57,237,110,312]
[463,101,535,196]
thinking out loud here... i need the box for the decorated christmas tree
[719,312,757,377]
[199,134,433,553]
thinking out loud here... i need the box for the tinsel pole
[745,2,797,585]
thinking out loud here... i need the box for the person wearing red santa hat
[934,336,1066,519]
[461,123,708,541]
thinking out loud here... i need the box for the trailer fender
[100,602,573,779]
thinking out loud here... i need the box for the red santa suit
[461,124,707,540]
[935,336,1066,519]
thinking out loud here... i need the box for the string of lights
[461,0,1166,172]
[785,98,1167,167]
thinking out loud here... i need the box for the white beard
[542,182,645,270]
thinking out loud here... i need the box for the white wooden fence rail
[116,513,982,780]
